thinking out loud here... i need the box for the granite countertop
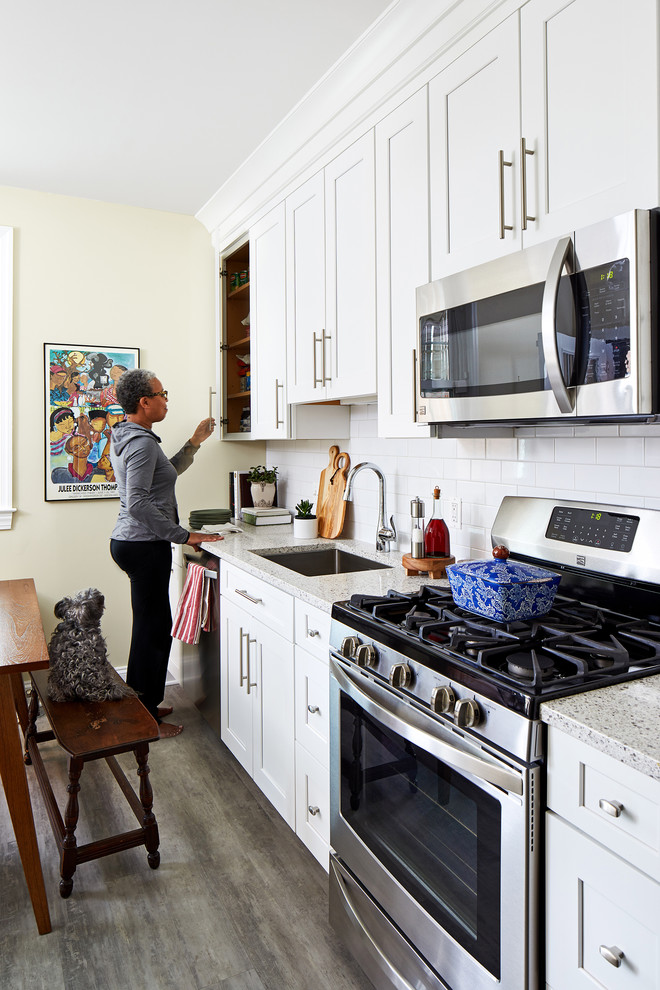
[200,524,449,613]
[541,678,660,782]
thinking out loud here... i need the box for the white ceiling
[2,0,392,216]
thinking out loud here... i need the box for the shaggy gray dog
[47,588,135,702]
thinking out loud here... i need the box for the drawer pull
[307,705,320,714]
[308,629,320,638]
[599,945,624,968]
[599,798,624,818]
[308,805,320,816]
[236,589,263,605]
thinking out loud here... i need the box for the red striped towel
[172,562,208,645]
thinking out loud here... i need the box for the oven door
[329,657,540,990]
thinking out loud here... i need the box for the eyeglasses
[148,389,168,400]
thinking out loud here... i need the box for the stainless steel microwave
[416,210,659,427]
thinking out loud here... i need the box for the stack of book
[241,507,292,526]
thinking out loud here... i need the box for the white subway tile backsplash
[555,437,595,463]
[267,404,660,559]
[535,461,574,490]
[597,437,644,465]
[574,463,619,492]
[518,437,555,461]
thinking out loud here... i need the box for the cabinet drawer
[547,727,660,881]
[295,646,330,767]
[546,812,660,990]
[294,599,331,662]
[222,561,294,639]
[295,743,330,871]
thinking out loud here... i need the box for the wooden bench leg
[60,756,83,898]
[135,743,160,869]
[23,685,40,766]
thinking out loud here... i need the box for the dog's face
[54,588,105,629]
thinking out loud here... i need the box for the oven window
[339,693,501,978]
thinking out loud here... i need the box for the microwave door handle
[331,658,523,796]
[541,236,575,414]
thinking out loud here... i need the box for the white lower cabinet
[220,564,332,867]
[294,599,331,870]
[220,593,295,828]
[546,726,660,988]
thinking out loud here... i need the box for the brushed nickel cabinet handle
[521,137,536,230]
[239,627,246,687]
[498,150,513,239]
[275,379,284,427]
[313,332,322,387]
[208,385,216,420]
[412,349,418,421]
[307,705,320,714]
[245,635,257,695]
[322,329,331,384]
[599,945,624,968]
[236,589,263,605]
[308,628,320,638]
[599,798,624,818]
[308,805,320,816]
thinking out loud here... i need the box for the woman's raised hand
[190,418,215,447]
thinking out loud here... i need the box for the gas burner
[505,650,557,682]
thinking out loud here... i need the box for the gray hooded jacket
[110,420,196,544]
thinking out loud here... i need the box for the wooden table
[0,578,51,934]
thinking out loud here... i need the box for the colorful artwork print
[44,343,139,501]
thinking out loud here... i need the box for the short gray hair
[116,368,157,414]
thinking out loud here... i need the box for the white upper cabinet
[285,172,326,403]
[375,88,431,438]
[520,0,658,246]
[429,15,521,280]
[250,202,287,439]
[325,132,377,400]
[430,0,659,279]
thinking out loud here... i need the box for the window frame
[0,226,14,530]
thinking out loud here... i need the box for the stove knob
[340,636,360,659]
[355,644,378,668]
[389,663,412,689]
[431,685,456,715]
[454,698,481,728]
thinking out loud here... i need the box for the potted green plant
[247,465,278,507]
[293,498,317,539]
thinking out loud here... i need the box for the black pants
[110,539,172,720]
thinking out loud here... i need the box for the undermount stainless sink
[253,547,392,577]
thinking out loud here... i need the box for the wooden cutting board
[317,445,351,539]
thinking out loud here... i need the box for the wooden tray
[402,553,455,578]
[317,445,351,539]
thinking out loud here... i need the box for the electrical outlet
[449,496,462,529]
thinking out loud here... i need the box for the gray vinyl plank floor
[0,686,374,990]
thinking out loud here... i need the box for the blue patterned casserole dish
[445,546,561,622]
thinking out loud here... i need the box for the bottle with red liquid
[424,486,450,557]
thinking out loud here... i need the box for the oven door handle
[541,235,575,414]
[331,658,523,796]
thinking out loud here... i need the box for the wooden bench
[25,667,160,898]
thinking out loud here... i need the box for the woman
[109,368,222,738]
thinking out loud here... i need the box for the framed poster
[44,343,140,501]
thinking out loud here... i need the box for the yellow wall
[0,185,262,666]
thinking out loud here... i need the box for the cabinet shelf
[227,281,250,299]
[226,335,251,350]
[227,390,251,400]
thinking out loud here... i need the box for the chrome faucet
[343,462,397,552]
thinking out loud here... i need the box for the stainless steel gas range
[329,496,660,990]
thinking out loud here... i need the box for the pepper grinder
[410,496,425,558]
